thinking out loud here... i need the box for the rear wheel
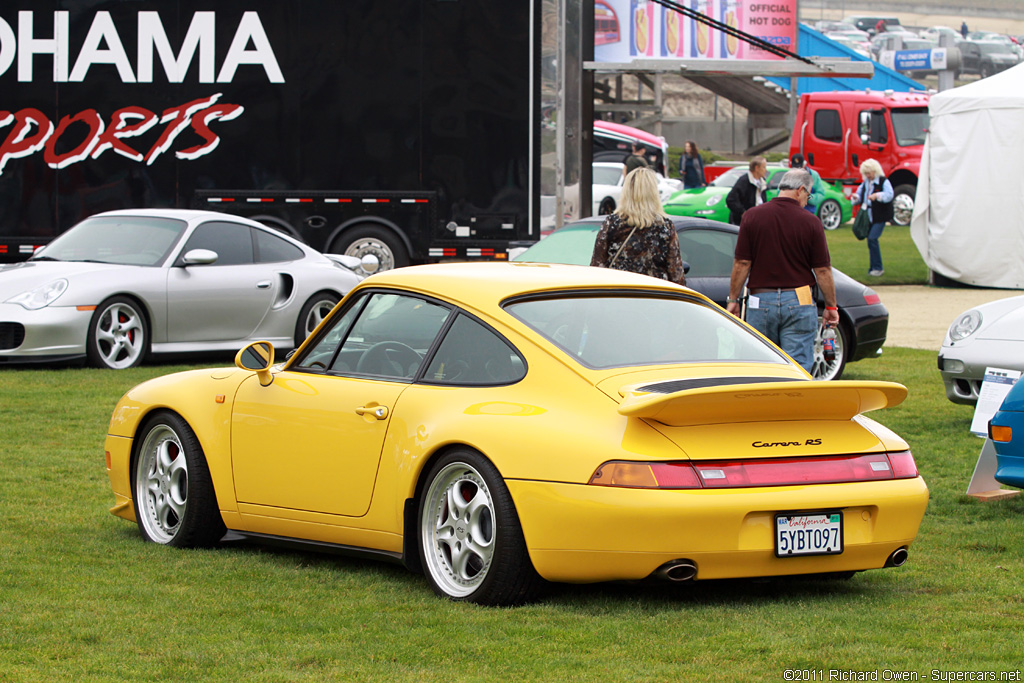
[891,184,916,226]
[133,411,225,547]
[336,226,409,272]
[418,449,543,605]
[295,291,340,346]
[817,198,843,230]
[811,319,850,381]
[981,63,992,78]
[87,296,149,369]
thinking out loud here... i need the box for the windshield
[593,164,624,186]
[711,167,746,188]
[979,42,1013,54]
[890,108,929,147]
[506,294,787,369]
[33,216,186,266]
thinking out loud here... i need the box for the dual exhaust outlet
[651,547,908,582]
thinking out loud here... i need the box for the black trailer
[0,2,541,267]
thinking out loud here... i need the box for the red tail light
[590,452,918,489]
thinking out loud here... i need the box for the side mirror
[181,248,219,266]
[235,341,275,386]
[682,260,691,275]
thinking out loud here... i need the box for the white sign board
[970,367,1021,437]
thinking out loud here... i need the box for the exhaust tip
[653,560,697,582]
[886,547,909,568]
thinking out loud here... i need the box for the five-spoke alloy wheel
[418,450,541,605]
[87,296,149,369]
[133,412,225,547]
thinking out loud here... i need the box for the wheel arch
[324,217,414,258]
[887,169,917,190]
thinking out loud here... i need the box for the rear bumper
[508,476,928,583]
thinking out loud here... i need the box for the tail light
[590,451,919,489]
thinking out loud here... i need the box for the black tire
[891,184,916,226]
[811,319,850,381]
[86,296,149,369]
[132,411,226,548]
[418,449,543,605]
[817,198,843,231]
[295,291,340,346]
[981,63,992,79]
[336,225,409,272]
[598,197,616,215]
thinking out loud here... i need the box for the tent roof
[930,62,1024,116]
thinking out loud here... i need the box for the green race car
[664,166,853,230]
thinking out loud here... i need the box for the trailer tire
[335,226,409,272]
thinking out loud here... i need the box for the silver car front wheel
[87,296,148,369]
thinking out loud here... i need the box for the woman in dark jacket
[591,167,686,285]
[679,140,706,190]
[854,158,894,277]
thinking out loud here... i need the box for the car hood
[0,260,139,297]
[975,295,1024,341]
[665,187,724,205]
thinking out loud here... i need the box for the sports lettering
[0,95,244,175]
[0,11,284,84]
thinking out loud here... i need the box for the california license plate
[775,512,844,557]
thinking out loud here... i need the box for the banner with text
[594,0,797,62]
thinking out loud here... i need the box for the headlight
[6,279,68,310]
[706,195,722,206]
[949,310,982,342]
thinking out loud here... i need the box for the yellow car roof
[354,262,703,309]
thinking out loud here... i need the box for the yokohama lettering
[0,95,244,175]
[0,11,283,83]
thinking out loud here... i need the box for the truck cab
[790,90,931,225]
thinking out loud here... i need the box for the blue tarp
[767,24,925,94]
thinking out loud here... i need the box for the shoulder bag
[852,207,870,240]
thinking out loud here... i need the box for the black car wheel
[598,197,616,215]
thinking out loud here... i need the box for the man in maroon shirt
[726,169,839,373]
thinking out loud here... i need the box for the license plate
[775,512,844,557]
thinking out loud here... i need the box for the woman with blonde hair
[854,158,894,277]
[590,167,686,285]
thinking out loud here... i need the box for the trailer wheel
[336,226,409,272]
[892,184,916,226]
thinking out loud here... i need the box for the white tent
[910,63,1024,289]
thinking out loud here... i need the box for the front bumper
[0,303,92,362]
[508,476,929,583]
[938,338,1024,405]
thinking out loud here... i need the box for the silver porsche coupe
[0,210,363,369]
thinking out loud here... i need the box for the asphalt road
[877,285,1022,351]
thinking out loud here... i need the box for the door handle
[256,280,272,289]
[355,405,389,420]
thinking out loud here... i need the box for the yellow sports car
[105,263,928,605]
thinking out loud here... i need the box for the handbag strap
[609,224,640,266]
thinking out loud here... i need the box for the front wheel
[133,411,225,547]
[811,320,849,381]
[87,296,149,369]
[418,450,543,605]
[817,198,843,230]
[335,226,409,273]
[891,184,916,226]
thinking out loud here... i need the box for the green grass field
[2,342,1022,681]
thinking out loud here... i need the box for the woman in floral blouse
[590,167,687,285]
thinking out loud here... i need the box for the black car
[513,216,888,381]
[958,40,1019,78]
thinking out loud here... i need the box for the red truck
[789,90,931,225]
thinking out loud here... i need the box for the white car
[938,296,1024,404]
[0,210,364,369]
[592,162,682,216]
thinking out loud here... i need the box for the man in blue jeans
[726,170,839,373]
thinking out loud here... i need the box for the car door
[961,43,979,72]
[676,225,738,305]
[230,290,452,518]
[165,221,277,342]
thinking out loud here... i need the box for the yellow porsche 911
[105,263,928,605]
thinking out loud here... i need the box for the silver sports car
[0,210,362,369]
[939,295,1024,404]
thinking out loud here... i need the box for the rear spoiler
[618,380,907,427]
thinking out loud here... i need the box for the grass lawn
[2,345,1022,682]
[827,223,931,286]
